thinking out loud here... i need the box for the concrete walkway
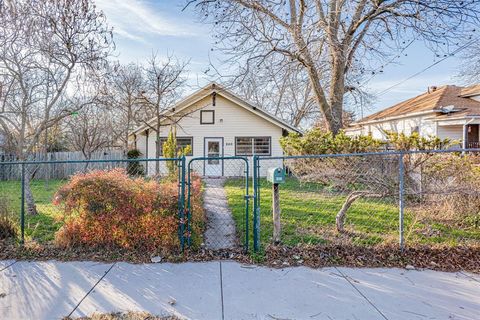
[0,260,479,320]
[203,178,237,250]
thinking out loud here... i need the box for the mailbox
[267,167,285,184]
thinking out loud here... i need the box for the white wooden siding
[136,95,284,176]
[348,114,437,139]
[437,125,463,141]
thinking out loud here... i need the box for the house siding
[135,95,284,176]
[437,125,463,142]
[348,114,436,139]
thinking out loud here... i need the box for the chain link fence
[253,150,480,251]
[0,158,184,249]
[1,150,479,256]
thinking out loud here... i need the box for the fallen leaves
[262,244,480,273]
[1,241,479,274]
[63,311,178,320]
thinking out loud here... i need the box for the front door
[204,138,223,176]
[467,124,479,148]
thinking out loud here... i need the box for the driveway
[0,260,479,320]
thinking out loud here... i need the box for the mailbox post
[267,167,285,243]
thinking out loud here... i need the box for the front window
[158,137,193,156]
[235,137,271,156]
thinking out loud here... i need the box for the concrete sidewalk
[0,260,479,320]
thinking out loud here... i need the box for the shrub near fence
[54,169,180,251]
[0,157,205,255]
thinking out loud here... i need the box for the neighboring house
[130,83,301,176]
[346,85,480,148]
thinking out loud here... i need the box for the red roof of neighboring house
[459,84,480,97]
[353,85,480,125]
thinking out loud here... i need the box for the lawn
[2,176,479,248]
[0,179,65,242]
[224,177,480,248]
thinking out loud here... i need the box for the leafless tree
[64,104,118,163]
[233,57,319,129]
[139,54,189,174]
[458,41,480,84]
[101,63,145,153]
[188,0,479,134]
[0,0,113,214]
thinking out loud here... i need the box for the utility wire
[375,37,479,97]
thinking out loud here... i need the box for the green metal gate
[186,156,251,252]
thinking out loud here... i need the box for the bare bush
[0,197,17,240]
[418,154,480,227]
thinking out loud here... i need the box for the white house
[130,83,301,176]
[346,85,480,148]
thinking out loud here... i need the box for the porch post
[462,124,467,150]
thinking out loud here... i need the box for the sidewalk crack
[0,261,16,272]
[66,262,117,318]
[220,261,225,320]
[459,271,480,283]
[334,267,389,320]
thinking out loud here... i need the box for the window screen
[158,137,193,156]
[235,137,271,156]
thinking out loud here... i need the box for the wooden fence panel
[0,150,126,180]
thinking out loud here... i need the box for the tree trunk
[24,168,38,216]
[291,33,340,134]
[155,122,161,175]
[327,54,346,135]
[336,191,383,233]
[125,108,132,154]
[124,130,129,155]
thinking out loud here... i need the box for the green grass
[1,179,65,242]
[224,177,480,248]
[2,176,480,248]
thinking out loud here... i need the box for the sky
[94,0,468,118]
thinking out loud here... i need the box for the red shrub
[54,169,181,252]
[186,174,205,247]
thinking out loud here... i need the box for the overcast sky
[95,0,467,118]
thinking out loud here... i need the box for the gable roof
[352,85,480,125]
[130,82,302,135]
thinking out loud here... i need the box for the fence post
[20,163,25,244]
[398,153,405,250]
[186,159,192,247]
[244,159,249,253]
[253,155,260,252]
[178,157,186,251]
[272,183,281,243]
